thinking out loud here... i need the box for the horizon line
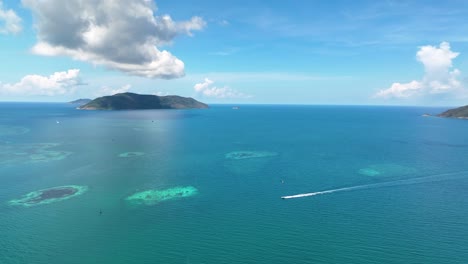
[0,100,457,108]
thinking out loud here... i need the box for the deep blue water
[1,103,467,263]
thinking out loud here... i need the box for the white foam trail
[281,171,468,199]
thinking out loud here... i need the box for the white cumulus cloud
[0,69,83,96]
[0,1,22,34]
[22,0,206,79]
[375,80,423,98]
[194,78,214,92]
[376,42,466,99]
[194,78,251,99]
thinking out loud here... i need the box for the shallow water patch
[225,151,278,160]
[0,142,72,164]
[358,163,417,178]
[0,125,30,136]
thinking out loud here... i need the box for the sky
[1,0,468,106]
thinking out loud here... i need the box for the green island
[438,105,468,119]
[8,185,88,207]
[125,186,198,206]
[78,92,208,110]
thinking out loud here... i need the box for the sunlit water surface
[1,103,467,264]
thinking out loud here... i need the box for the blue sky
[1,0,468,105]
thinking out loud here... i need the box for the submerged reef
[125,186,198,206]
[225,151,278,160]
[0,142,71,165]
[118,152,145,158]
[224,151,278,175]
[358,168,381,177]
[358,164,417,178]
[0,125,30,136]
[8,185,88,207]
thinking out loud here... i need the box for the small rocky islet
[9,185,88,207]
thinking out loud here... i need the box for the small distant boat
[232,106,239,110]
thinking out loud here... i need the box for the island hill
[69,98,92,105]
[438,105,468,119]
[78,92,208,110]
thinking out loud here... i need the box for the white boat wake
[281,171,468,199]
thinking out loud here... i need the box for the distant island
[438,105,468,119]
[78,92,208,110]
[69,98,92,105]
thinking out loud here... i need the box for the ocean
[0,103,467,264]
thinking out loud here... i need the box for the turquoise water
[1,103,468,263]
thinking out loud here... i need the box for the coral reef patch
[125,186,198,206]
[225,151,277,160]
[118,152,145,158]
